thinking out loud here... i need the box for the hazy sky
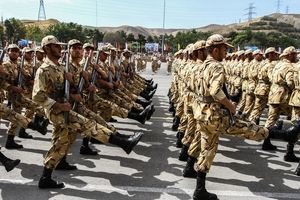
[1,0,300,28]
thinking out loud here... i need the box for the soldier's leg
[193,121,220,200]
[263,104,281,150]
[248,95,268,123]
[0,151,20,172]
[242,93,255,118]
[237,91,246,114]
[283,107,300,162]
[178,113,189,161]
[182,121,201,178]
[6,102,23,149]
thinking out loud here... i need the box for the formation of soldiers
[0,35,157,189]
[168,34,300,200]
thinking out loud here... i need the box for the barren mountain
[22,13,300,37]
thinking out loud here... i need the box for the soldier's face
[36,52,44,60]
[215,45,227,61]
[8,48,20,61]
[100,52,108,61]
[25,51,33,61]
[290,53,298,63]
[70,44,83,59]
[84,48,93,57]
[48,44,62,59]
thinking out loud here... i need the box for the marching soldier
[263,47,295,150]
[191,34,268,200]
[33,35,143,189]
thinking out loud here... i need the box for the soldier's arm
[32,68,56,111]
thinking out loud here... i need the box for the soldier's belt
[195,95,215,103]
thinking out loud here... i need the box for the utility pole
[161,0,166,55]
[245,3,256,22]
[286,6,289,14]
[38,0,46,21]
[276,0,281,13]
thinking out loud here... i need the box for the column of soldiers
[0,35,157,188]
[168,34,300,200]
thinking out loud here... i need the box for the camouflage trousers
[248,95,268,122]
[152,62,159,73]
[175,98,184,118]
[264,104,291,129]
[0,103,30,129]
[8,95,44,136]
[237,91,246,113]
[44,109,112,169]
[243,93,255,117]
[195,115,268,173]
[125,83,143,96]
[188,122,203,158]
[181,112,196,146]
[119,87,138,101]
[87,95,128,122]
[77,104,116,133]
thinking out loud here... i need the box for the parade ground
[0,62,299,200]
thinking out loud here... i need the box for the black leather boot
[5,135,23,149]
[128,107,150,124]
[183,156,197,178]
[176,132,184,148]
[38,167,65,189]
[169,103,175,113]
[284,143,299,162]
[193,172,218,200]
[0,152,20,172]
[56,156,77,170]
[262,136,277,151]
[172,116,180,131]
[146,104,155,120]
[109,132,143,154]
[179,145,189,161]
[32,115,49,135]
[18,128,33,139]
[136,98,152,108]
[80,137,98,155]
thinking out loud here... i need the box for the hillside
[21,13,300,37]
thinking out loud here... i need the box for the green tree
[26,25,44,42]
[126,33,135,42]
[146,35,154,42]
[4,18,26,43]
[103,32,125,47]
[46,22,85,43]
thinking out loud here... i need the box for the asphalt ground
[0,62,299,200]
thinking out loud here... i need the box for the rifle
[107,50,114,95]
[0,49,5,65]
[64,45,70,124]
[88,50,100,100]
[32,50,37,80]
[222,84,236,125]
[11,52,25,103]
[72,50,92,110]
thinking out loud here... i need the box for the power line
[245,2,256,22]
[38,0,46,21]
[276,0,281,13]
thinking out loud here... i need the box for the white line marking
[0,179,299,199]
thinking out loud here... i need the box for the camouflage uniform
[264,58,294,129]
[33,57,113,169]
[194,53,268,173]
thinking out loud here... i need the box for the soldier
[263,47,295,150]
[249,47,279,124]
[192,34,268,200]
[2,44,47,149]
[33,35,143,189]
[242,49,263,119]
[181,40,207,178]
